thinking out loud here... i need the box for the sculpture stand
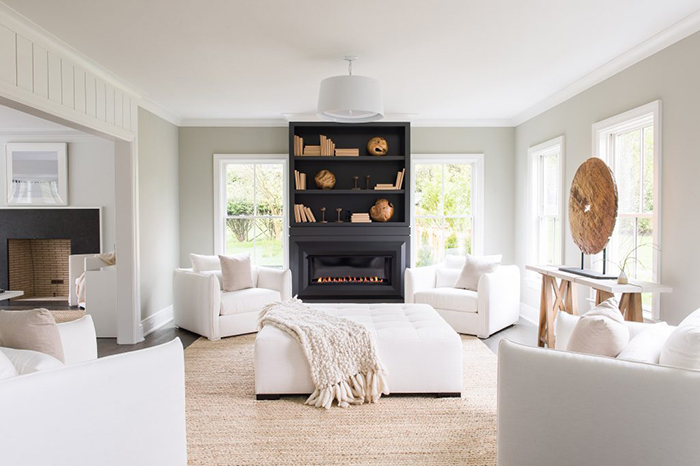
[559,249,617,280]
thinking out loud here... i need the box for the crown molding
[181,115,515,128]
[411,119,514,127]
[512,8,700,126]
[138,98,182,126]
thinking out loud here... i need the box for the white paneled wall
[0,17,137,140]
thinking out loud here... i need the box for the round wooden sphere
[370,199,394,222]
[367,136,389,156]
[568,157,618,255]
[314,170,336,189]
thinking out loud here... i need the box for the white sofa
[173,266,292,340]
[0,316,187,466]
[404,256,520,338]
[497,316,700,466]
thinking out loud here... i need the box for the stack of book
[303,145,321,156]
[294,204,317,223]
[319,135,336,156]
[335,148,360,157]
[374,169,406,190]
[293,135,304,156]
[351,213,371,223]
[294,170,306,190]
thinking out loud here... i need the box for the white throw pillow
[0,350,18,380]
[219,254,254,292]
[453,254,501,291]
[679,308,700,325]
[659,322,700,371]
[190,253,221,272]
[0,347,64,375]
[555,311,580,350]
[435,268,461,288]
[445,254,502,270]
[566,298,629,357]
[617,322,673,364]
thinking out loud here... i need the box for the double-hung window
[528,136,564,273]
[214,154,288,268]
[411,154,484,267]
[592,101,662,319]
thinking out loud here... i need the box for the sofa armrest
[173,268,221,340]
[256,267,292,300]
[404,266,437,303]
[477,265,520,337]
[57,315,97,365]
[497,340,700,466]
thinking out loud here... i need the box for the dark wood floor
[97,317,538,358]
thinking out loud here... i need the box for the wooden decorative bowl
[370,199,394,222]
[367,137,389,156]
[314,170,336,189]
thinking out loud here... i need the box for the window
[214,155,288,268]
[592,101,662,319]
[527,136,564,272]
[412,154,484,267]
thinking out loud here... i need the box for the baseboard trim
[520,303,539,326]
[141,305,174,337]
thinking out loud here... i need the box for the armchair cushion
[0,309,65,363]
[190,253,221,272]
[435,268,460,288]
[0,347,63,375]
[219,254,254,292]
[220,288,281,316]
[454,254,501,291]
[414,288,478,313]
[0,350,17,380]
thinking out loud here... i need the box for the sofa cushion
[659,321,700,371]
[0,350,17,380]
[0,347,64,375]
[454,254,501,291]
[617,322,673,364]
[0,309,65,362]
[414,288,478,313]
[554,311,580,350]
[220,288,281,316]
[566,298,629,357]
[219,254,254,292]
[190,253,221,272]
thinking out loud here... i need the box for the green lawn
[225,238,283,267]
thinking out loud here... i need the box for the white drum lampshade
[317,57,384,123]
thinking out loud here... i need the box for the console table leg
[538,276,548,347]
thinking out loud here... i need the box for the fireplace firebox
[309,255,392,285]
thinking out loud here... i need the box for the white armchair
[68,253,117,337]
[405,256,520,338]
[173,266,292,340]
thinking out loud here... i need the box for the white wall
[0,132,116,250]
[514,30,700,325]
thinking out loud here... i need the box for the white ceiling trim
[182,116,515,128]
[138,98,183,126]
[512,8,700,126]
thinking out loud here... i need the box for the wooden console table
[526,265,672,348]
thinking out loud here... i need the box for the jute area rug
[185,334,498,465]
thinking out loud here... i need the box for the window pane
[255,164,283,216]
[444,164,471,216]
[613,217,636,276]
[444,217,472,256]
[643,125,654,214]
[616,130,641,214]
[539,217,558,265]
[226,164,255,216]
[415,217,442,266]
[254,218,283,267]
[414,164,443,216]
[541,153,559,216]
[636,217,653,282]
[225,218,254,255]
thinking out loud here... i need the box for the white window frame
[410,154,484,267]
[526,136,565,285]
[213,154,289,268]
[591,100,662,320]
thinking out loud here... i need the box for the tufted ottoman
[254,303,463,399]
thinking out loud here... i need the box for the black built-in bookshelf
[289,122,410,302]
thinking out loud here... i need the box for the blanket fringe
[305,369,390,409]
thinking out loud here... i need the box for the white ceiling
[5,0,700,124]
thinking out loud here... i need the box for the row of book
[374,169,406,190]
[293,134,360,157]
[294,204,317,223]
[351,213,371,223]
[293,170,307,190]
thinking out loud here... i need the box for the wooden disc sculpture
[370,199,394,222]
[314,170,336,189]
[568,157,619,255]
[367,136,389,156]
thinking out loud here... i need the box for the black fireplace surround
[290,234,408,302]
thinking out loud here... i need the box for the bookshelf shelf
[293,156,406,162]
[295,190,405,195]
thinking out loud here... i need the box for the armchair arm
[477,264,520,337]
[173,268,221,340]
[57,315,97,365]
[404,266,437,303]
[256,267,292,301]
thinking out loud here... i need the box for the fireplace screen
[309,255,391,285]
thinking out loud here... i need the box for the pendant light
[317,56,384,123]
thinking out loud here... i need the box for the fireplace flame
[314,276,386,284]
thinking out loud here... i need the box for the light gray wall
[138,108,180,319]
[177,126,516,266]
[514,31,700,325]
[0,134,116,250]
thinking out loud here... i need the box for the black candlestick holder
[335,208,343,223]
[352,176,360,190]
[320,207,328,223]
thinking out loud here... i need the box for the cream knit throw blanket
[258,299,389,409]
